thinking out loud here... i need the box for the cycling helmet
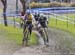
[40,13,44,17]
[39,13,44,19]
[26,10,31,15]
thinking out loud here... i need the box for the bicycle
[39,27,49,46]
[22,24,31,46]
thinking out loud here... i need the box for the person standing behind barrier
[20,11,25,28]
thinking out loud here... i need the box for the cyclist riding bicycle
[37,13,49,46]
[23,11,36,35]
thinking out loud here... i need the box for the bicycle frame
[22,25,30,46]
[40,27,49,45]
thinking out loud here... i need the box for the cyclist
[37,13,49,46]
[20,11,25,27]
[23,11,36,35]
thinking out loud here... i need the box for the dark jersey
[38,17,47,28]
[34,14,39,21]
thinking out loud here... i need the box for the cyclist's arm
[45,16,49,24]
[32,14,36,24]
[31,14,37,28]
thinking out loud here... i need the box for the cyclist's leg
[39,28,43,36]
[23,21,29,32]
[44,28,49,42]
[37,23,43,36]
[22,22,28,41]
[29,23,33,35]
[44,22,49,43]
[26,21,32,36]
[40,23,45,36]
[41,23,49,44]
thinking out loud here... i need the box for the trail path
[13,28,75,55]
[0,28,75,55]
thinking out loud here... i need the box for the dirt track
[0,28,75,55]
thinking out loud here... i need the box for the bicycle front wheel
[42,28,49,46]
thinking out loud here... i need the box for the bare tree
[1,0,8,26]
[20,0,26,14]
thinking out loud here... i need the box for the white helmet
[39,14,44,19]
[40,13,44,17]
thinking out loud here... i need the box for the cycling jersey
[38,16,48,28]
[24,14,32,22]
[34,14,39,21]
[27,14,32,21]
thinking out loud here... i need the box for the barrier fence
[0,7,75,34]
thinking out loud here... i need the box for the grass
[62,14,75,18]
[51,14,75,22]
[0,24,38,45]
[48,18,75,35]
[7,14,75,35]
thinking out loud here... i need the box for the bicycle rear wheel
[22,29,29,46]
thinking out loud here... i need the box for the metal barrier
[0,7,75,33]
